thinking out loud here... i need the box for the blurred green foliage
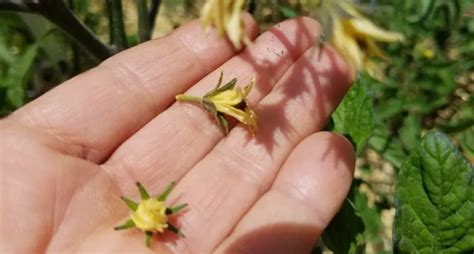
[367,0,474,167]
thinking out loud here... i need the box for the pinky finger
[214,132,355,254]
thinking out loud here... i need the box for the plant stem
[175,94,202,104]
[0,0,112,61]
[148,0,162,34]
[136,0,151,42]
[67,0,82,73]
[106,0,128,51]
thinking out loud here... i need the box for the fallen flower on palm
[176,73,257,135]
[114,182,187,248]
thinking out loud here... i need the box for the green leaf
[278,5,298,18]
[456,126,474,160]
[394,131,474,253]
[4,44,38,108]
[369,126,407,169]
[399,115,422,152]
[321,199,365,254]
[450,98,474,160]
[0,25,14,64]
[352,188,383,244]
[332,74,374,154]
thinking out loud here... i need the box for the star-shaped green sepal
[114,182,187,247]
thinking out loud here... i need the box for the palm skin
[1,15,354,254]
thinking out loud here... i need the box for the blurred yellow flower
[201,0,250,49]
[415,39,436,59]
[302,0,404,79]
[115,182,187,247]
[176,73,257,135]
[332,2,404,78]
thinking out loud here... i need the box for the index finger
[9,15,258,163]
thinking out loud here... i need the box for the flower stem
[175,94,202,104]
[149,0,163,35]
[136,0,151,42]
[106,0,128,51]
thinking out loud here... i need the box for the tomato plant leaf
[394,131,474,253]
[332,74,374,154]
[278,4,298,18]
[4,44,38,108]
[321,198,365,254]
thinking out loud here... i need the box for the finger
[46,17,321,252]
[165,46,352,253]
[215,132,355,254]
[103,17,321,195]
[9,16,258,163]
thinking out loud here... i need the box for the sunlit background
[1,0,473,253]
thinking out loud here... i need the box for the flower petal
[215,104,257,130]
[332,18,365,70]
[208,89,244,106]
[245,107,258,133]
[349,18,405,42]
[201,0,226,36]
[130,199,168,232]
[225,0,247,48]
[201,0,248,49]
[242,76,255,98]
[365,38,389,61]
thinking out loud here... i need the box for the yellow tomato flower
[176,73,257,135]
[332,3,404,77]
[302,0,404,79]
[115,182,187,248]
[130,199,168,232]
[201,0,250,49]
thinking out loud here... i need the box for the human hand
[1,15,354,253]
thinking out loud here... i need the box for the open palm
[1,16,354,254]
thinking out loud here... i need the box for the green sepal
[145,231,153,247]
[114,219,135,230]
[202,98,218,116]
[169,203,188,214]
[158,181,176,202]
[215,78,237,93]
[167,223,185,237]
[136,182,150,200]
[120,196,138,211]
[202,99,230,135]
[216,113,230,135]
[215,71,224,88]
[205,72,237,97]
